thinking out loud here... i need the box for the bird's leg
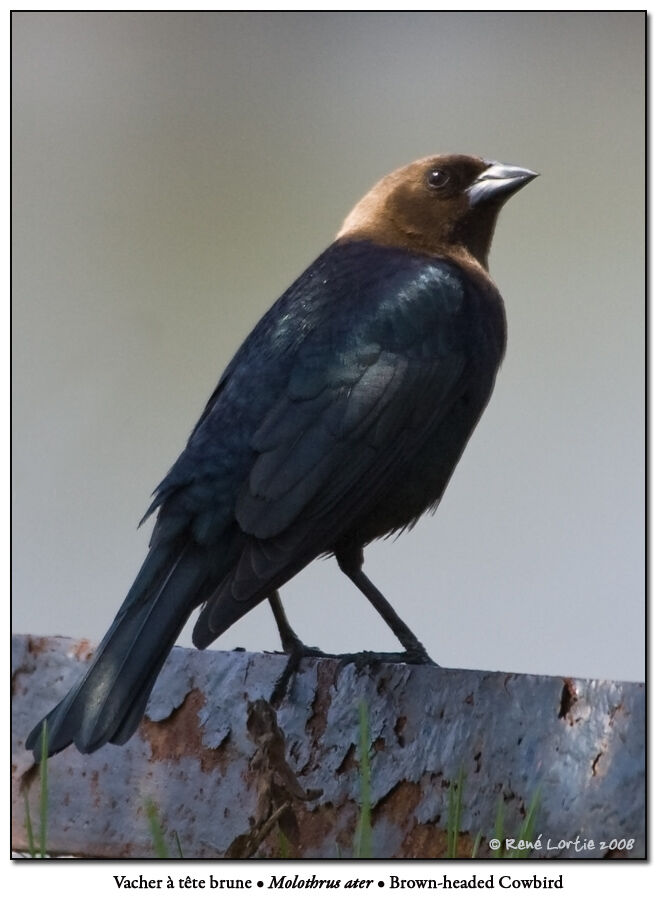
[268,590,328,704]
[269,550,438,704]
[335,545,438,667]
[268,590,320,655]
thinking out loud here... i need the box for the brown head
[337,154,537,271]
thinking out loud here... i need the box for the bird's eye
[427,168,450,190]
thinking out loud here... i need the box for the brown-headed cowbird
[27,155,536,758]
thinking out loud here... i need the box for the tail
[25,540,207,760]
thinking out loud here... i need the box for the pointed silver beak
[467,162,538,207]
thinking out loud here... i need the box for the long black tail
[25,541,207,759]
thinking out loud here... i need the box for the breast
[336,265,506,547]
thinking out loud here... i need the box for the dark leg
[268,590,319,654]
[335,545,437,666]
[268,590,327,704]
[269,550,437,704]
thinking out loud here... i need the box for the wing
[193,242,476,645]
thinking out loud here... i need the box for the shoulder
[318,240,477,349]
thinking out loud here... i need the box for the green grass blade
[39,722,49,858]
[493,796,505,859]
[23,791,36,858]
[353,701,372,859]
[446,783,455,857]
[471,830,482,859]
[508,787,542,858]
[173,830,184,859]
[445,765,465,858]
[277,828,291,859]
[145,799,169,858]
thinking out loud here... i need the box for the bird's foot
[277,633,324,658]
[335,648,439,672]
[271,644,438,704]
[270,640,334,704]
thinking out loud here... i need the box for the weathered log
[11,634,645,859]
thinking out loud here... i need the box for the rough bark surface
[11,634,645,859]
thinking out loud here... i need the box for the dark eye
[427,168,450,190]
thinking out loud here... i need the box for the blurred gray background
[12,11,644,682]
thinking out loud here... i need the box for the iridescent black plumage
[27,155,535,758]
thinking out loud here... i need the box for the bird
[26,154,537,759]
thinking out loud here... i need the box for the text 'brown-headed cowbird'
[27,155,537,758]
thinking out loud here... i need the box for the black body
[26,236,506,758]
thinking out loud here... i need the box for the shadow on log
[11,634,645,859]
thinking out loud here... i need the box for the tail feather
[26,541,206,759]
[110,640,174,746]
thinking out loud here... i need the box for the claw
[335,649,439,673]
[270,642,331,704]
[271,644,438,704]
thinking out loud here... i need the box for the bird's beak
[466,162,538,207]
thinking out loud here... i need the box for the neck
[337,198,499,273]
[337,218,493,278]
[452,206,500,271]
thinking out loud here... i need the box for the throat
[454,208,499,270]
